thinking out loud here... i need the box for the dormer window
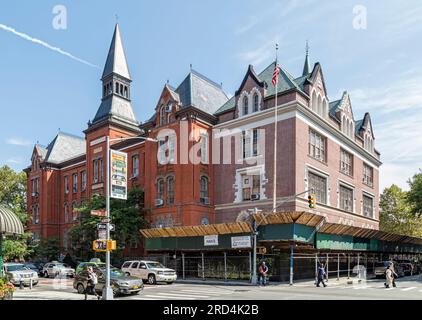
[160,106,166,126]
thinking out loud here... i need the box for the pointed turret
[102,24,131,80]
[88,24,139,132]
[302,41,311,76]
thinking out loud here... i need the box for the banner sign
[204,235,219,246]
[110,150,128,200]
[231,236,251,248]
[91,209,107,217]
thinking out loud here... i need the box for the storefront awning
[140,221,252,238]
[0,204,24,235]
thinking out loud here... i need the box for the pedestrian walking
[384,265,393,288]
[389,262,398,288]
[316,262,327,287]
[84,266,100,300]
[258,261,269,287]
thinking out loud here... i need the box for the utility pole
[102,135,158,300]
[249,208,261,285]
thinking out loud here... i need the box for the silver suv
[42,261,75,278]
[3,263,39,286]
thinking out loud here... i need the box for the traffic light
[308,194,316,209]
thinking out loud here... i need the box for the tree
[69,188,147,261]
[407,171,422,217]
[379,184,422,237]
[0,166,32,262]
[30,238,61,262]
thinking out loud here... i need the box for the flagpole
[272,44,279,213]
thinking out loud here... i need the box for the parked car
[42,261,75,278]
[374,261,405,278]
[76,259,107,275]
[73,267,143,296]
[396,260,414,276]
[23,262,43,276]
[2,263,39,286]
[121,260,177,285]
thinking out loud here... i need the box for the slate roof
[355,119,364,135]
[329,99,342,121]
[43,132,86,164]
[214,96,235,115]
[93,95,138,125]
[102,24,131,80]
[35,144,48,160]
[175,70,229,115]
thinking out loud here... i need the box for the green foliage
[0,166,33,261]
[30,238,61,262]
[69,188,147,261]
[379,184,422,237]
[407,171,422,217]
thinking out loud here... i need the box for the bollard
[30,278,33,290]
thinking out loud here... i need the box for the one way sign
[97,223,115,232]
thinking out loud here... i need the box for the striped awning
[0,205,24,235]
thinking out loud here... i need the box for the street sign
[110,150,128,200]
[92,240,117,252]
[91,209,107,217]
[98,229,107,240]
[97,223,115,232]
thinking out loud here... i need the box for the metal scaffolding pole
[337,253,340,281]
[224,252,227,281]
[347,254,350,279]
[201,252,205,280]
[182,253,185,280]
[326,253,329,282]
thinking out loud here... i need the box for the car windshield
[6,264,28,272]
[98,268,125,277]
[146,262,165,269]
[25,264,37,269]
[56,264,70,269]
[375,262,389,267]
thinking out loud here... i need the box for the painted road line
[143,294,196,300]
[180,289,234,295]
[401,287,417,291]
[157,292,210,298]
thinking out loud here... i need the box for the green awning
[0,204,24,235]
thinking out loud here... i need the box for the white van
[121,260,177,285]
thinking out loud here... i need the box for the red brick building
[25,24,381,255]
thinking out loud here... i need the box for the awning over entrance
[0,204,24,235]
[140,221,252,238]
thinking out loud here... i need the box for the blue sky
[1,0,421,191]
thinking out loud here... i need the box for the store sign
[204,235,219,246]
[231,236,251,248]
[110,150,127,200]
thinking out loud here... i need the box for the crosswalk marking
[401,287,417,291]
[180,289,233,295]
[142,294,196,300]
[158,292,209,298]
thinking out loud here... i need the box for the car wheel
[43,271,48,278]
[131,291,140,295]
[125,272,130,277]
[77,283,85,294]
[148,274,156,285]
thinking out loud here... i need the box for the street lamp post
[102,135,158,300]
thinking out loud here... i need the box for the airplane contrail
[0,23,99,69]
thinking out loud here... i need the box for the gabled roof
[102,24,131,80]
[34,144,48,160]
[43,132,86,164]
[175,69,228,115]
[258,61,301,97]
[235,65,265,96]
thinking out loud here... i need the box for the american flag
[272,62,280,87]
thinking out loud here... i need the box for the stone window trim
[305,165,330,206]
[362,192,375,218]
[339,148,354,178]
[337,181,355,214]
[238,89,262,118]
[362,163,374,188]
[308,128,327,164]
[234,164,267,203]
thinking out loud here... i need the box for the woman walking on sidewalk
[384,265,394,288]
[316,263,327,287]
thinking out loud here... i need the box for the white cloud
[6,158,23,165]
[6,137,32,147]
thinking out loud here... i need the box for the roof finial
[166,79,169,84]
[115,14,119,23]
[302,40,311,76]
[190,64,193,71]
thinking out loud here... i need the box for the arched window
[243,96,249,115]
[160,106,166,126]
[157,178,164,201]
[253,93,259,112]
[317,95,322,116]
[124,86,128,98]
[166,176,174,205]
[349,122,354,138]
[311,91,317,112]
[115,82,119,94]
[200,176,209,201]
[120,83,124,95]
[323,99,328,118]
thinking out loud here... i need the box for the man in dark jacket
[316,263,327,287]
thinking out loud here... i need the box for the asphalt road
[12,275,422,300]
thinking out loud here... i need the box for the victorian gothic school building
[25,24,383,258]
